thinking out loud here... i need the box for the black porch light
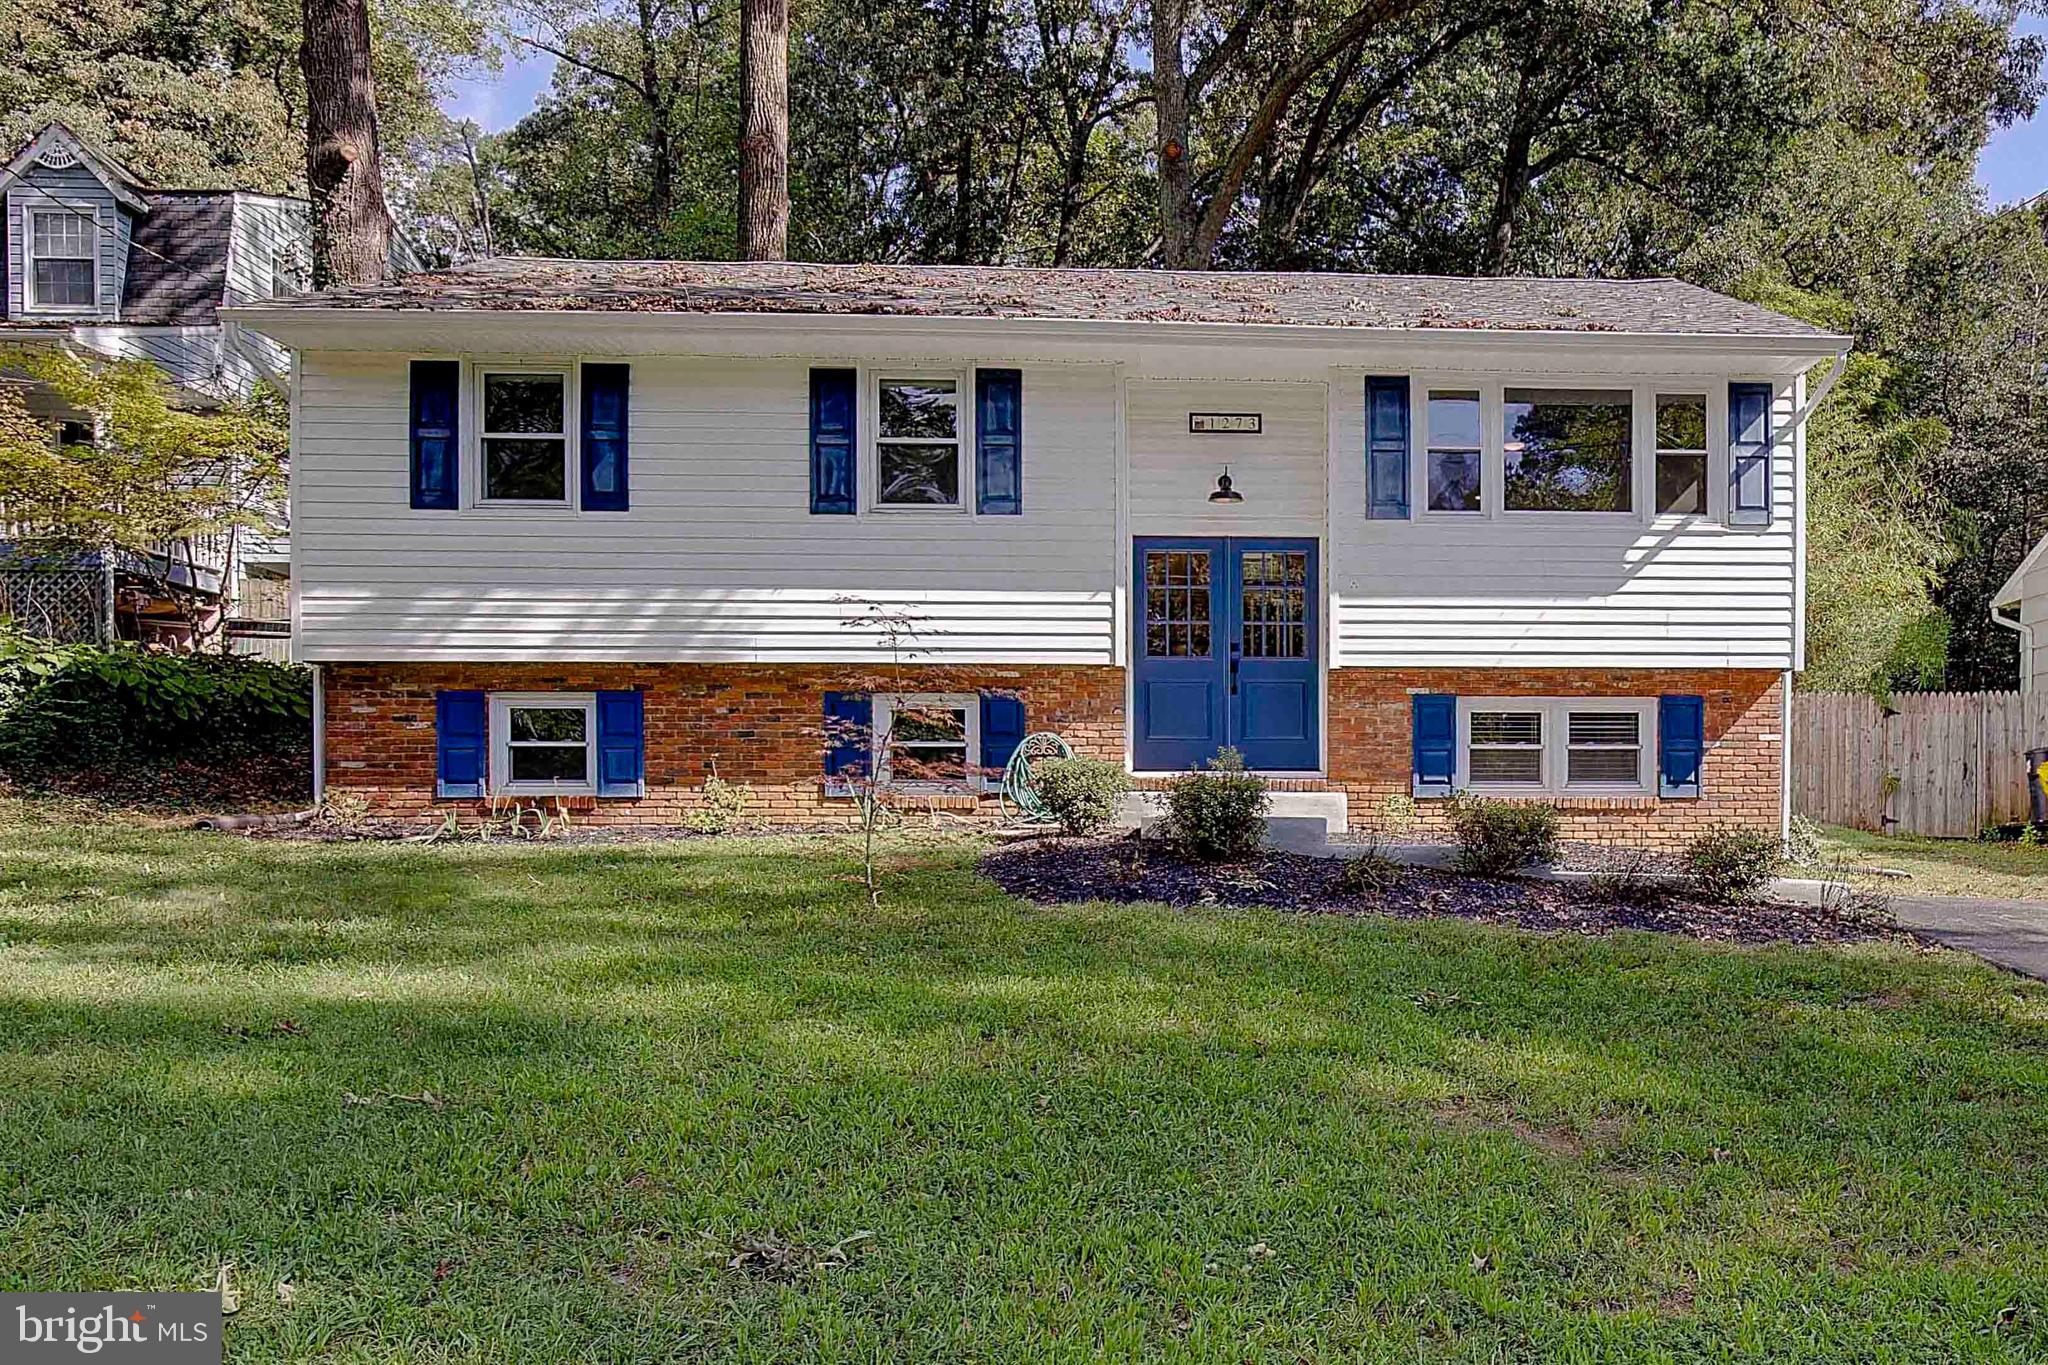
[1208,466,1244,504]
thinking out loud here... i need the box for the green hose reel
[998,732,1076,823]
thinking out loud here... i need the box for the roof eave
[221,304,1852,361]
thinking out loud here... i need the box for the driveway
[1889,895,2048,982]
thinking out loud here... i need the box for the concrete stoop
[1116,790,1348,848]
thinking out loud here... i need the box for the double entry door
[1131,536,1319,773]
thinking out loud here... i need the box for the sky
[446,22,2048,208]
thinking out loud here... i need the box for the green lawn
[1816,824,2048,901]
[4,807,2047,1361]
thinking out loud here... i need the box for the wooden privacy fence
[1794,690,2048,837]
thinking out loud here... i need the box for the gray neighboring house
[0,121,302,653]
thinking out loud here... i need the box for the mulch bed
[981,838,1916,948]
[2,749,312,813]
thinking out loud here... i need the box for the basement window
[1459,697,1653,795]
[874,692,979,791]
[490,692,596,795]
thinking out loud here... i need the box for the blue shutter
[810,368,857,514]
[595,689,644,797]
[1366,377,1410,519]
[1659,695,1705,798]
[823,691,872,787]
[980,693,1026,774]
[1729,382,1773,527]
[1411,693,1456,797]
[975,368,1023,514]
[581,363,630,511]
[435,689,486,798]
[410,360,460,510]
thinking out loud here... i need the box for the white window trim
[865,370,971,514]
[489,691,597,797]
[873,691,982,792]
[1409,378,1731,527]
[471,365,577,509]
[24,203,100,315]
[1455,696,1656,797]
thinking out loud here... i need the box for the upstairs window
[1504,388,1632,512]
[1425,389,1483,512]
[1655,394,1709,515]
[480,371,569,503]
[875,377,962,507]
[28,210,96,309]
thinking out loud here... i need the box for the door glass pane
[1143,550,1213,657]
[1239,551,1307,658]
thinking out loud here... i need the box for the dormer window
[28,209,96,309]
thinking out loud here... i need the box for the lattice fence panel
[0,567,109,643]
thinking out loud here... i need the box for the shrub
[685,772,755,834]
[1374,792,1419,837]
[1161,748,1269,863]
[1339,841,1405,895]
[1448,798,1561,876]
[1783,814,1825,867]
[1032,755,1131,836]
[1681,824,1785,902]
[0,630,310,778]
[1587,848,1666,905]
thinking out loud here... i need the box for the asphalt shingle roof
[247,257,1839,339]
[121,193,236,325]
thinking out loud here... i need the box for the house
[229,259,1850,844]
[1992,533,2048,691]
[0,121,303,649]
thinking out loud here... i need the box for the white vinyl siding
[1127,379,1326,536]
[1333,374,1797,669]
[292,353,1118,663]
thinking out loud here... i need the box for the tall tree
[303,0,395,284]
[1148,0,1426,268]
[737,0,789,257]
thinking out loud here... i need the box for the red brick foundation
[1328,668,1785,848]
[322,662,1783,845]
[321,662,1126,826]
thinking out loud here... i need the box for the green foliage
[0,630,311,777]
[1161,748,1269,864]
[1,0,496,196]
[1031,755,1131,837]
[1448,798,1561,876]
[684,773,755,834]
[1785,814,1827,868]
[1339,843,1406,895]
[1682,824,1786,903]
[0,349,288,643]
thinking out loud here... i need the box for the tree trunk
[301,0,391,287]
[738,0,790,260]
[1150,0,1195,267]
[638,0,680,231]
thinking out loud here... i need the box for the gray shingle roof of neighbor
[121,193,237,326]
[246,256,1844,339]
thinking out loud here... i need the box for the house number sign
[1189,412,1262,434]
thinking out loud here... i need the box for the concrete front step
[1115,790,1349,842]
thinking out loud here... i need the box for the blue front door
[1132,537,1319,772]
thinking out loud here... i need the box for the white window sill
[495,783,596,799]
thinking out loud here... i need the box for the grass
[2,805,2046,1361]
[1815,823,2048,900]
